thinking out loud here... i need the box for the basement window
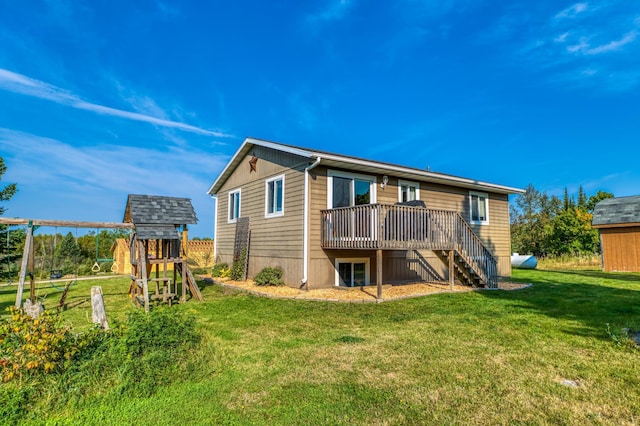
[335,258,370,287]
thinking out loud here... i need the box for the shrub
[114,307,201,396]
[0,307,100,382]
[254,267,284,286]
[230,249,247,281]
[211,262,230,278]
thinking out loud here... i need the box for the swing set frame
[0,217,134,309]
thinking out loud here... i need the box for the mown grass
[1,269,639,425]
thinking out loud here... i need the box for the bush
[0,307,103,382]
[230,249,247,281]
[254,267,284,286]
[211,262,230,278]
[114,307,201,396]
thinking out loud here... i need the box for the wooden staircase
[430,212,498,288]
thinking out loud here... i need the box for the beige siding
[215,147,306,285]
[307,166,513,288]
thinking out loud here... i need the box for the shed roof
[592,196,640,228]
[207,137,525,196]
[123,194,198,226]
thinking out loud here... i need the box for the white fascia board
[207,138,315,195]
[315,153,525,195]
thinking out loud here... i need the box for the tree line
[510,184,613,257]
[1,228,129,281]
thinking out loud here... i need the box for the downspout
[211,195,218,263]
[301,156,322,289]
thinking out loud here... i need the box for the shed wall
[600,227,640,272]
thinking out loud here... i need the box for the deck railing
[321,204,497,286]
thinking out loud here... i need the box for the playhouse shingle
[123,194,198,226]
[592,196,640,227]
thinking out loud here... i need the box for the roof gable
[208,137,524,196]
[592,196,640,227]
[123,194,198,226]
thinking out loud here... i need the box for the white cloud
[584,30,637,54]
[0,128,229,235]
[306,0,354,25]
[0,68,231,138]
[555,3,588,20]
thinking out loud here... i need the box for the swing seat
[50,269,63,280]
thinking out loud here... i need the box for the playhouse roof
[592,195,640,228]
[123,194,198,229]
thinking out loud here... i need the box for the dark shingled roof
[135,225,181,240]
[123,194,198,226]
[592,196,640,227]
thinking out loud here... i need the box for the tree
[511,184,611,257]
[510,184,559,257]
[0,157,17,216]
[586,190,614,212]
[57,232,81,274]
[0,157,19,281]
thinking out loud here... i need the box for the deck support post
[376,249,383,300]
[448,250,455,291]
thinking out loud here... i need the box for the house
[207,138,524,294]
[592,196,640,272]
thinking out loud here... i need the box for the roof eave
[207,137,314,195]
[315,153,525,195]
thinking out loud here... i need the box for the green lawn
[2,269,640,425]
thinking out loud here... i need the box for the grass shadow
[480,269,640,340]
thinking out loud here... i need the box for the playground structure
[0,194,205,314]
[123,194,203,312]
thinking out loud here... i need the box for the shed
[592,196,640,272]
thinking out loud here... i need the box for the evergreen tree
[0,157,17,216]
[577,185,587,210]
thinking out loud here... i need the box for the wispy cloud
[555,3,589,20]
[0,68,230,137]
[581,30,637,54]
[488,1,640,91]
[0,128,228,232]
[306,0,354,26]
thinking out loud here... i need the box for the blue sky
[1,0,639,237]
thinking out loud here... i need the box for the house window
[398,180,420,202]
[228,188,241,222]
[327,170,376,208]
[469,191,489,225]
[265,175,284,218]
[335,258,370,287]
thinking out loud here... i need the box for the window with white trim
[228,188,241,222]
[327,170,376,208]
[265,175,284,218]
[469,191,489,225]
[335,258,370,287]
[398,180,420,202]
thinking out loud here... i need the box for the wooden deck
[321,204,498,288]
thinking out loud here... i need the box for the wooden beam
[449,250,455,291]
[15,225,34,309]
[376,249,383,300]
[139,242,150,313]
[0,217,134,229]
[28,231,35,302]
